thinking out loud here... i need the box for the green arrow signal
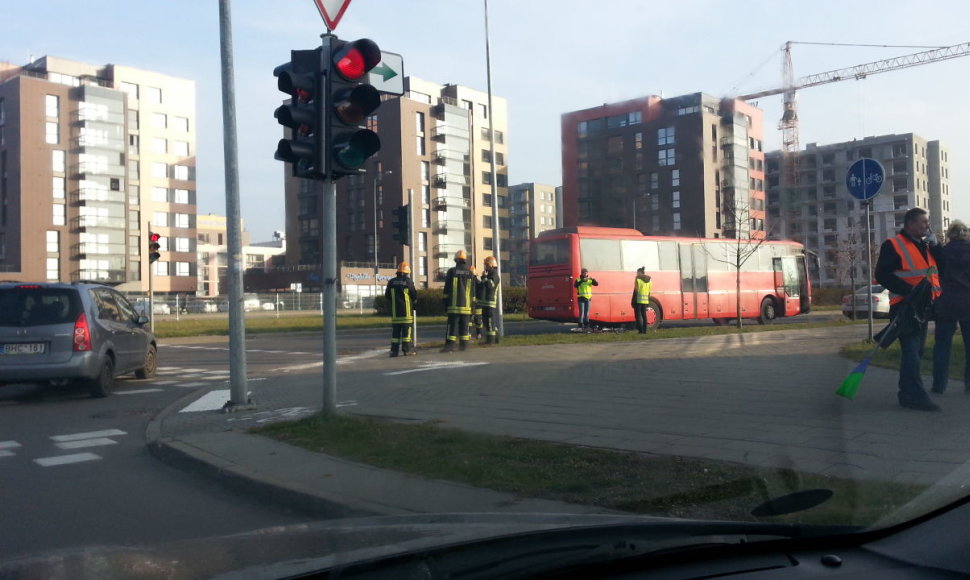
[371,62,398,82]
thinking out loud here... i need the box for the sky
[2,0,969,242]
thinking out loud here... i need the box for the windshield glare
[3,0,970,575]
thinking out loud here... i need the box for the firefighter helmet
[469,266,477,276]
[397,261,411,275]
[454,249,467,261]
[484,256,497,269]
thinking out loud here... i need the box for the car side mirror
[136,315,150,325]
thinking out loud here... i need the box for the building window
[174,188,189,204]
[418,232,427,252]
[152,187,168,202]
[672,191,680,209]
[416,136,425,155]
[478,103,487,118]
[173,116,189,132]
[673,212,681,231]
[45,122,59,144]
[176,262,190,277]
[52,177,65,199]
[175,213,190,228]
[650,172,659,190]
[418,256,427,276]
[154,261,170,276]
[607,136,623,154]
[483,194,493,207]
[46,231,59,253]
[422,209,430,228]
[52,204,65,226]
[483,215,493,229]
[634,132,643,150]
[45,94,59,118]
[629,111,642,125]
[484,237,494,251]
[151,112,167,129]
[421,161,430,182]
[482,149,492,163]
[658,148,675,166]
[496,152,504,166]
[658,126,676,146]
[46,258,59,281]
[577,121,587,138]
[415,111,425,134]
[153,211,168,227]
[145,87,162,104]
[120,82,139,100]
[672,169,680,187]
[151,162,167,179]
[174,165,190,180]
[483,172,492,185]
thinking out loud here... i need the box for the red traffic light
[149,232,161,243]
[332,39,381,81]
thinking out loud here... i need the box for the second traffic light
[274,48,324,179]
[148,232,161,263]
[391,204,410,246]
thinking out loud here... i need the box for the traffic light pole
[147,220,154,333]
[408,188,417,347]
[322,177,338,415]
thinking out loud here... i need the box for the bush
[502,286,527,313]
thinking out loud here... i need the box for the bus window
[692,244,709,292]
[620,240,660,272]
[658,241,679,271]
[579,239,622,271]
[530,239,571,266]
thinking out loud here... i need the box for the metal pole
[219,0,248,407]
[147,220,154,333]
[373,176,379,309]
[408,188,417,347]
[484,0,503,337]
[865,200,874,342]
[322,178,338,414]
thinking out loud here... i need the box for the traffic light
[391,204,410,245]
[274,48,323,179]
[324,37,382,180]
[148,232,161,263]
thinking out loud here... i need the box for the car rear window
[0,287,83,327]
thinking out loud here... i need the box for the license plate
[1,343,46,355]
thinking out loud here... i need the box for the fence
[121,291,373,319]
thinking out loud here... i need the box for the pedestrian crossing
[0,430,129,468]
[111,366,238,396]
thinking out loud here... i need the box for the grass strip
[840,335,966,383]
[254,413,924,526]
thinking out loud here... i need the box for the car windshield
[3,1,970,576]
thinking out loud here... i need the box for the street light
[373,170,393,305]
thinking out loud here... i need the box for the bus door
[678,244,709,319]
[773,257,802,317]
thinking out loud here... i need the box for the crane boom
[737,42,970,101]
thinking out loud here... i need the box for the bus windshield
[530,238,571,266]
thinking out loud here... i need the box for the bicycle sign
[846,158,885,200]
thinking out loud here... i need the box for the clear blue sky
[2,0,968,241]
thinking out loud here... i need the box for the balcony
[72,188,125,205]
[431,124,470,142]
[71,242,126,259]
[72,215,125,231]
[433,172,470,189]
[431,195,470,211]
[433,148,468,165]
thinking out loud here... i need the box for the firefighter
[385,261,417,357]
[480,255,501,344]
[469,266,484,341]
[442,249,474,352]
[631,266,652,334]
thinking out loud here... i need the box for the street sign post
[313,0,352,31]
[368,52,405,96]
[845,157,885,342]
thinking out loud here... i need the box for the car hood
[0,513,844,579]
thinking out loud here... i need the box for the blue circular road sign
[845,158,885,200]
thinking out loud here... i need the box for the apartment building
[508,182,561,286]
[195,214,285,296]
[766,133,951,287]
[561,92,766,239]
[0,56,197,292]
[284,76,509,299]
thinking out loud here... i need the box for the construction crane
[736,41,970,218]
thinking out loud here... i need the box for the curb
[145,386,375,519]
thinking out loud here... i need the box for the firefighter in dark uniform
[480,255,501,344]
[469,266,484,341]
[442,249,474,352]
[385,261,417,357]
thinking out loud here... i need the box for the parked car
[217,295,263,312]
[0,282,157,397]
[132,298,171,316]
[186,299,219,313]
[842,284,891,319]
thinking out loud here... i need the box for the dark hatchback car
[0,282,157,397]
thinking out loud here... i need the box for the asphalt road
[0,346,325,562]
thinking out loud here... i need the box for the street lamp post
[373,170,392,305]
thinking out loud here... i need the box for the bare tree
[707,199,777,329]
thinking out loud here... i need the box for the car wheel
[89,357,115,398]
[845,311,856,320]
[757,297,777,325]
[135,345,157,380]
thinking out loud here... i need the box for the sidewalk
[148,324,970,517]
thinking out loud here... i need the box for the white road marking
[34,453,102,467]
[155,367,186,373]
[55,438,118,450]
[115,388,164,395]
[151,380,180,386]
[0,440,22,450]
[271,348,385,372]
[337,400,358,408]
[50,429,126,443]
[172,368,208,373]
[385,361,488,376]
[180,390,231,412]
[0,450,15,458]
[202,370,231,375]
[175,382,209,388]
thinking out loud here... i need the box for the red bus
[527,227,812,329]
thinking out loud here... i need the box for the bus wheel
[757,297,777,325]
[646,299,663,330]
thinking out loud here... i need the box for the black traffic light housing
[391,204,410,245]
[148,232,161,263]
[324,37,383,180]
[274,48,324,179]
